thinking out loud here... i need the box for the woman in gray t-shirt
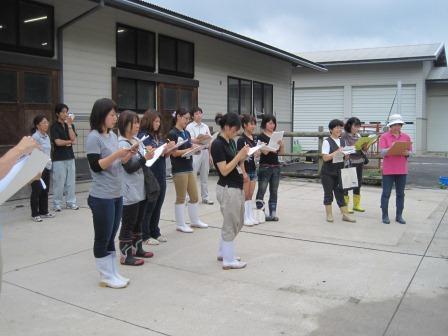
[85,98,135,289]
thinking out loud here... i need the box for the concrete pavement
[0,177,447,336]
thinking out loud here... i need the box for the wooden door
[0,64,58,155]
[157,83,197,136]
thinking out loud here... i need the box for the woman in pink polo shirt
[379,114,412,225]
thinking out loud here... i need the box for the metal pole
[317,126,324,176]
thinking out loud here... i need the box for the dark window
[0,70,17,102]
[227,76,252,115]
[158,35,194,78]
[24,72,51,103]
[116,24,155,72]
[253,81,273,118]
[0,0,54,57]
[162,87,177,111]
[117,77,155,113]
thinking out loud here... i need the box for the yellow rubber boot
[353,194,365,212]
[340,206,356,223]
[325,205,334,222]
[344,195,354,214]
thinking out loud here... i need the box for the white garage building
[293,43,448,154]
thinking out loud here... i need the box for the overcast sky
[149,0,447,53]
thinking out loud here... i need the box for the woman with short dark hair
[255,115,284,221]
[211,113,249,269]
[85,98,134,288]
[321,119,356,223]
[30,115,54,222]
[341,117,366,213]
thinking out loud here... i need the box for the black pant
[119,200,147,243]
[30,168,50,217]
[343,164,363,196]
[142,178,166,240]
[321,173,345,207]
[88,196,123,258]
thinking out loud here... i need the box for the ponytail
[214,112,241,130]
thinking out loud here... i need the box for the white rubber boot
[95,255,127,289]
[175,203,193,233]
[248,200,259,225]
[188,202,209,228]
[109,252,130,285]
[217,238,241,261]
[244,201,255,226]
[222,240,247,270]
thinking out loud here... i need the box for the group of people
[0,97,411,291]
[29,104,80,223]
[321,114,411,225]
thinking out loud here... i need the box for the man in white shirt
[186,107,214,205]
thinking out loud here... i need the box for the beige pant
[216,185,244,241]
[173,172,199,204]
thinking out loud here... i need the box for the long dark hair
[215,112,241,130]
[90,98,117,133]
[31,114,48,135]
[141,109,162,137]
[344,117,361,133]
[260,115,277,130]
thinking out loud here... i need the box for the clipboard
[182,145,206,158]
[196,134,212,145]
[387,141,411,156]
[145,144,167,167]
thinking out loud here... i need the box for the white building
[293,43,448,154]
[0,0,325,156]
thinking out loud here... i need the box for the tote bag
[340,166,358,190]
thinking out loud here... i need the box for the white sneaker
[41,212,55,219]
[223,259,247,270]
[145,238,160,246]
[176,224,194,233]
[32,216,43,222]
[157,235,168,243]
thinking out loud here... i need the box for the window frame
[253,80,273,116]
[116,76,156,114]
[116,23,156,73]
[158,34,195,78]
[227,76,253,115]
[0,0,55,57]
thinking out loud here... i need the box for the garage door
[427,95,448,152]
[293,87,344,150]
[352,85,417,144]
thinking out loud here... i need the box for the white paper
[333,151,344,163]
[136,134,150,144]
[145,144,167,167]
[248,144,265,156]
[342,146,356,155]
[0,149,50,204]
[267,131,284,151]
[176,138,188,148]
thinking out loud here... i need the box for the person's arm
[66,117,77,143]
[51,124,73,147]
[0,136,39,180]
[215,145,249,177]
[322,140,343,162]
[378,135,389,158]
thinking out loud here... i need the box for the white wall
[58,1,293,127]
[293,62,427,152]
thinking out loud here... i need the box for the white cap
[387,114,405,127]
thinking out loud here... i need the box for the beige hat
[387,114,405,127]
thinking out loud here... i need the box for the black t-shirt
[50,122,77,161]
[258,133,280,166]
[211,135,244,189]
[167,127,193,174]
[237,133,257,173]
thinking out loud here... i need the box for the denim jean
[381,174,407,216]
[142,178,166,240]
[52,159,77,208]
[256,166,280,215]
[87,196,123,258]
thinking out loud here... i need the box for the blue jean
[256,166,280,215]
[381,174,407,216]
[52,159,77,208]
[88,196,123,258]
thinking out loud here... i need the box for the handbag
[142,163,161,202]
[360,151,369,165]
[340,161,359,190]
[254,200,266,224]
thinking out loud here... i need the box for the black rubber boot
[120,242,144,266]
[132,236,154,258]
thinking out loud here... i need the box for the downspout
[57,0,105,102]
[291,80,295,153]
